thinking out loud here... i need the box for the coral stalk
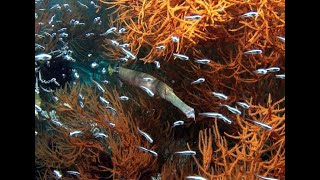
[118,67,195,119]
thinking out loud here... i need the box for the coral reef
[35,0,285,179]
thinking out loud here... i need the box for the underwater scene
[35,0,285,179]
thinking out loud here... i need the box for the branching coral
[190,96,285,179]
[35,82,163,179]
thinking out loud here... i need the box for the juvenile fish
[69,130,82,137]
[252,121,272,130]
[240,11,258,18]
[236,102,250,109]
[86,33,95,37]
[35,53,52,61]
[244,49,263,55]
[119,96,129,101]
[198,112,223,118]
[277,36,285,42]
[100,27,117,35]
[94,132,108,138]
[91,79,105,93]
[266,67,280,72]
[191,78,205,85]
[254,68,268,75]
[110,40,119,46]
[77,1,88,9]
[255,174,278,180]
[156,45,165,50]
[154,61,160,69]
[119,43,130,48]
[184,15,202,20]
[186,175,207,180]
[173,53,189,60]
[138,127,153,143]
[140,86,155,97]
[275,74,285,79]
[118,28,126,33]
[174,150,196,155]
[119,57,128,62]
[172,120,184,127]
[91,62,99,68]
[66,171,80,176]
[212,92,228,100]
[99,96,110,105]
[195,59,211,64]
[143,77,154,82]
[217,115,233,124]
[221,104,241,115]
[59,32,68,38]
[48,14,56,24]
[171,36,179,42]
[138,146,158,156]
[57,28,67,32]
[120,47,136,59]
[53,170,62,179]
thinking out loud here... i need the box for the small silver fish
[240,11,258,18]
[59,32,68,38]
[184,15,202,20]
[77,1,88,9]
[198,112,223,118]
[79,101,84,108]
[66,171,80,176]
[236,102,250,109]
[35,53,52,61]
[120,47,136,59]
[93,17,101,24]
[91,62,99,68]
[74,71,80,79]
[50,4,61,10]
[119,57,128,62]
[217,115,233,124]
[255,174,278,180]
[99,96,110,105]
[119,96,129,101]
[221,104,242,115]
[174,150,196,155]
[171,36,179,42]
[63,103,73,109]
[101,67,107,74]
[101,27,117,35]
[69,130,82,137]
[154,61,160,69]
[119,43,130,48]
[277,36,285,42]
[118,28,126,33]
[186,175,207,180]
[94,132,108,138]
[140,86,155,97]
[173,53,189,60]
[107,122,115,127]
[57,28,67,32]
[86,33,95,37]
[244,49,263,55]
[35,104,42,112]
[156,45,165,50]
[212,92,228,100]
[91,79,105,93]
[143,77,153,82]
[110,40,119,46]
[252,121,272,130]
[53,170,62,179]
[195,59,211,64]
[191,78,205,85]
[35,131,38,135]
[48,14,56,24]
[78,94,84,100]
[138,146,158,156]
[172,120,184,127]
[254,68,268,75]
[275,74,285,79]
[88,53,92,57]
[138,127,153,143]
[102,80,110,84]
[266,67,280,72]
